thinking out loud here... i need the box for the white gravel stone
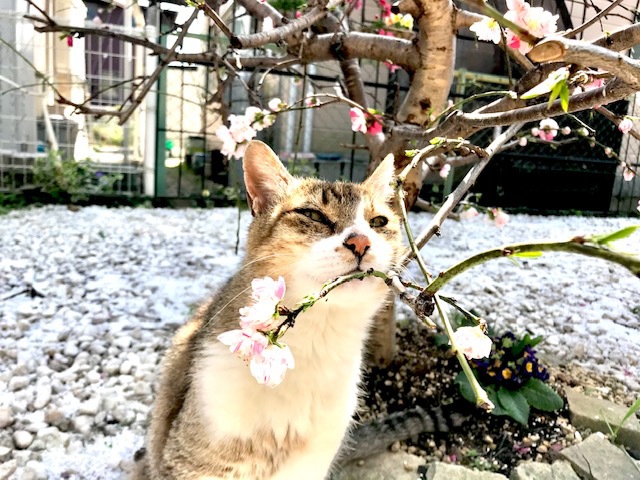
[0,408,13,429]
[12,431,33,450]
[9,377,30,392]
[0,460,17,480]
[0,206,638,479]
[0,447,11,463]
[32,382,52,410]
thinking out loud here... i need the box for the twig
[595,106,640,142]
[199,2,235,40]
[563,0,625,40]
[119,8,199,125]
[425,238,640,295]
[528,36,640,90]
[403,123,524,265]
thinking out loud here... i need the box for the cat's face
[243,141,404,300]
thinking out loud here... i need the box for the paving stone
[425,462,508,480]
[334,452,425,480]
[566,388,640,451]
[558,432,640,480]
[510,461,580,480]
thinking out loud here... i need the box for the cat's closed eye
[369,216,388,228]
[295,208,334,228]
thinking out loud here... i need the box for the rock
[425,462,508,479]
[44,409,68,430]
[565,388,640,451]
[335,452,426,480]
[510,461,580,480]
[0,460,17,480]
[9,376,29,392]
[36,427,68,449]
[78,397,101,416]
[0,447,11,463]
[32,382,52,410]
[72,416,94,436]
[23,460,47,480]
[112,406,135,426]
[558,432,640,479]
[12,431,33,450]
[0,408,13,429]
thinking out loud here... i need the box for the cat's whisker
[240,253,299,270]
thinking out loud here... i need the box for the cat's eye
[369,216,388,228]
[296,208,332,227]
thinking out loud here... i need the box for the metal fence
[0,0,638,214]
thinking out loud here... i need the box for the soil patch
[359,319,636,476]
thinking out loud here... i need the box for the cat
[132,140,406,479]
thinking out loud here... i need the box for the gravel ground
[0,205,638,479]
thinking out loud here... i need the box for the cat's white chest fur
[195,279,387,479]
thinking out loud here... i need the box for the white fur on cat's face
[285,200,397,304]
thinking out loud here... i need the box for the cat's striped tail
[341,405,468,463]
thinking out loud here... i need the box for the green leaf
[454,371,476,404]
[497,387,530,425]
[589,225,640,245]
[512,334,544,356]
[521,379,564,412]
[559,82,570,112]
[486,386,509,416]
[547,82,562,110]
[512,251,543,258]
[434,333,451,348]
[612,397,640,441]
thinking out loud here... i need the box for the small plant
[455,332,563,425]
[33,152,122,203]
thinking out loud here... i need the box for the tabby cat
[132,140,404,479]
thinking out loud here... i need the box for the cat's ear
[363,154,396,201]
[243,140,293,216]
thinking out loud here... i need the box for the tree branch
[398,0,456,125]
[425,238,640,295]
[529,36,640,90]
[403,123,524,265]
[563,0,625,40]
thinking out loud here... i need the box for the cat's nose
[343,233,371,260]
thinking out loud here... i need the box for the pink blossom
[218,329,268,360]
[619,118,634,134]
[534,118,559,141]
[530,127,540,137]
[561,126,571,135]
[232,142,248,160]
[67,36,73,47]
[506,0,529,17]
[228,114,257,144]
[518,137,528,147]
[250,344,295,387]
[469,18,502,44]
[583,77,604,91]
[215,125,237,158]
[349,108,368,134]
[460,207,479,220]
[251,276,286,304]
[439,164,451,178]
[377,28,396,37]
[384,61,400,73]
[506,31,522,52]
[452,326,492,360]
[245,106,275,131]
[491,208,510,227]
[295,11,302,18]
[268,97,285,112]
[367,117,384,136]
[623,165,635,181]
[604,147,613,158]
[503,0,557,55]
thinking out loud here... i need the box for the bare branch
[563,0,625,40]
[119,8,200,125]
[236,0,285,27]
[231,1,338,49]
[529,36,640,90]
[593,22,640,52]
[595,105,640,142]
[403,123,524,264]
[398,0,456,125]
[199,2,234,40]
[455,9,484,29]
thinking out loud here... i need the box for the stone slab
[335,451,425,480]
[566,388,640,451]
[558,432,640,480]
[425,462,508,480]
[510,460,580,480]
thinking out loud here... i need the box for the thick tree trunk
[366,0,457,367]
